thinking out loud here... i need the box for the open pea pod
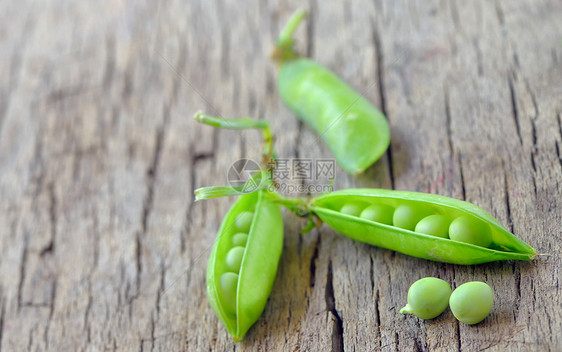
[206,190,283,342]
[310,189,536,264]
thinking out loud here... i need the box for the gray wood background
[0,0,561,351]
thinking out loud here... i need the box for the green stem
[265,191,310,215]
[195,171,271,201]
[398,304,412,315]
[271,10,307,63]
[194,111,275,163]
[194,111,269,130]
[276,10,307,50]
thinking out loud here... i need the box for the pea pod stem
[398,305,412,315]
[265,190,310,215]
[194,111,275,162]
[195,169,274,201]
[276,10,306,50]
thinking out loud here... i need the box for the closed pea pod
[309,188,536,264]
[272,11,390,174]
[206,190,283,342]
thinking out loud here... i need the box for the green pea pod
[310,189,536,264]
[273,11,390,175]
[206,190,283,341]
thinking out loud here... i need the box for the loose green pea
[232,233,249,246]
[235,211,254,232]
[415,215,451,238]
[393,203,433,231]
[399,277,452,320]
[340,202,364,217]
[449,215,492,247]
[273,11,390,174]
[449,281,494,324]
[360,204,394,225]
[219,272,239,316]
[225,246,245,273]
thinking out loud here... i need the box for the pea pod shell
[206,191,284,341]
[311,189,536,265]
[278,58,390,174]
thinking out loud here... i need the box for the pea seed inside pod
[360,204,394,225]
[415,215,451,238]
[449,281,494,325]
[399,277,452,320]
[340,202,364,217]
[449,215,492,247]
[235,211,254,232]
[393,203,434,231]
[232,233,249,246]
[219,272,239,316]
[225,246,246,273]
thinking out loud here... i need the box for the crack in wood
[449,0,460,30]
[554,141,562,166]
[141,118,167,235]
[309,235,320,288]
[444,85,454,155]
[473,38,484,76]
[0,301,4,352]
[44,182,57,256]
[43,278,57,350]
[92,208,100,270]
[182,145,215,253]
[155,260,166,320]
[373,25,395,190]
[556,111,562,142]
[458,152,466,201]
[374,289,382,350]
[530,119,538,172]
[103,34,115,90]
[17,236,29,311]
[503,167,514,233]
[512,263,522,322]
[455,319,462,351]
[325,260,344,352]
[508,74,523,146]
[494,0,505,27]
[369,255,374,293]
[84,282,93,344]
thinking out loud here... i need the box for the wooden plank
[0,0,560,350]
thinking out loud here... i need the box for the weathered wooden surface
[0,0,561,351]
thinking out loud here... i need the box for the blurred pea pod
[309,189,536,264]
[272,10,390,175]
[206,190,283,342]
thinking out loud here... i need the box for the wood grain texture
[0,0,561,351]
